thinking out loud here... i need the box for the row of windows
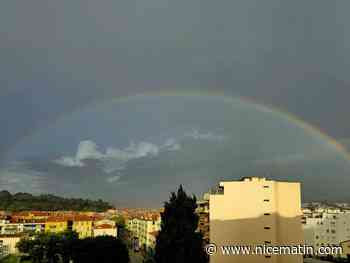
[263,186,271,237]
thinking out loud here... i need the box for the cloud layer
[54,139,181,171]
[54,129,225,170]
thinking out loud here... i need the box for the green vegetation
[0,255,31,263]
[112,215,131,248]
[16,231,129,263]
[154,185,208,263]
[0,191,113,212]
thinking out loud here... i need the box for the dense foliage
[16,231,129,263]
[154,185,208,263]
[17,231,79,263]
[72,236,129,263]
[0,190,113,212]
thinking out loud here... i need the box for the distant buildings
[302,207,350,259]
[0,211,119,256]
[209,177,303,263]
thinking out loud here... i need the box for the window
[265,255,271,258]
[264,227,271,230]
[263,186,269,188]
[264,213,271,216]
[264,199,270,202]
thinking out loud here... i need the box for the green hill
[0,190,113,212]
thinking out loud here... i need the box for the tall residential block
[210,177,303,263]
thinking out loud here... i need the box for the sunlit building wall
[210,177,303,263]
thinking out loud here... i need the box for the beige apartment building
[210,177,303,263]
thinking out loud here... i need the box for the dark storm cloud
[22,157,117,200]
[1,0,350,158]
[1,0,350,206]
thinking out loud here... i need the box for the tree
[17,232,129,263]
[154,185,208,263]
[71,236,129,263]
[113,215,126,228]
[17,231,79,263]
[143,249,156,263]
[0,190,113,212]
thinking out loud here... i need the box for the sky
[1,0,350,207]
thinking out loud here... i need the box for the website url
[205,244,343,256]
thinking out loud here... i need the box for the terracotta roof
[95,224,115,229]
[0,234,26,238]
[31,211,50,216]
[47,216,67,222]
[47,215,94,222]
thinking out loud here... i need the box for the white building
[0,223,24,235]
[0,235,23,256]
[93,224,117,237]
[303,209,350,252]
[93,219,118,238]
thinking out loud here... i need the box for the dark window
[265,255,271,258]
[263,186,269,188]
[264,227,271,230]
[264,199,270,202]
[264,213,271,216]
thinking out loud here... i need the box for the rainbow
[4,89,350,162]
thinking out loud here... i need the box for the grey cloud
[0,163,47,194]
[54,139,181,174]
[184,129,227,141]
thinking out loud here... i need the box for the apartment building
[303,209,350,254]
[196,194,210,244]
[210,177,303,263]
[127,214,161,252]
[0,223,23,235]
[0,234,23,256]
[71,216,94,239]
[45,217,68,233]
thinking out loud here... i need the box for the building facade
[0,235,22,256]
[196,194,210,245]
[127,215,161,252]
[303,208,350,257]
[72,217,93,239]
[210,177,303,263]
[45,217,68,234]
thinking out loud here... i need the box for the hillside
[0,190,113,212]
